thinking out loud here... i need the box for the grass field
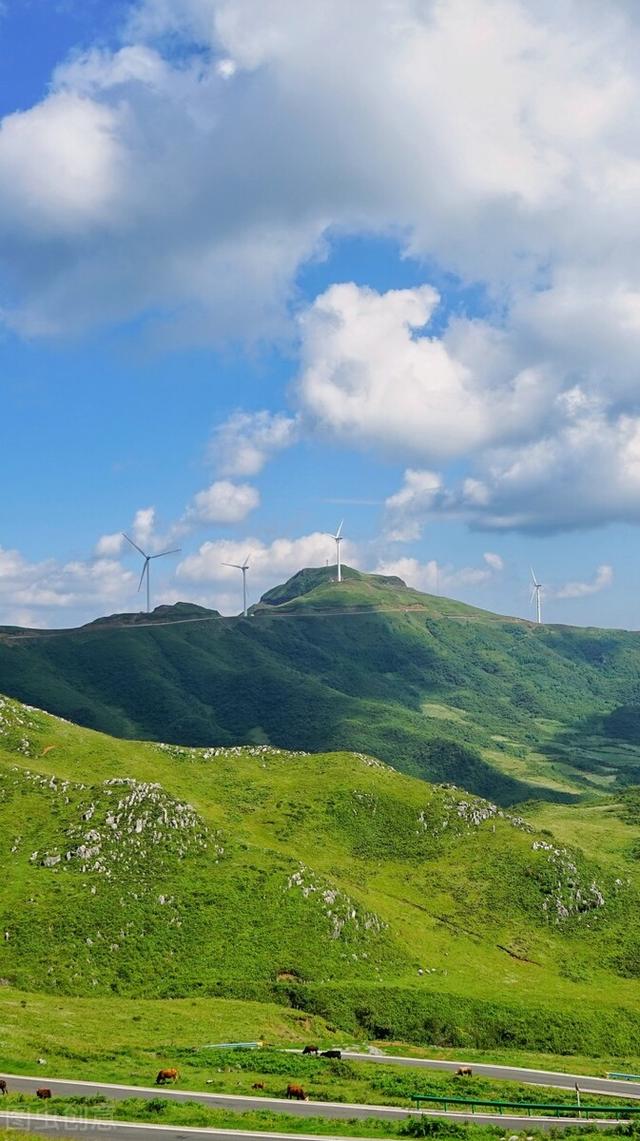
[2,689,640,1060]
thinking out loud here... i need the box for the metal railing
[412,1093,640,1119]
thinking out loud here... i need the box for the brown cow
[302,1045,318,1055]
[0,1080,7,1095]
[36,1089,52,1099]
[286,1084,307,1101]
[456,1067,473,1077]
[155,1069,179,1085]
[251,1082,265,1090]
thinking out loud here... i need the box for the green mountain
[0,567,639,804]
[2,692,640,1055]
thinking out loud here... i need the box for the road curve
[342,1052,640,1099]
[0,1109,629,1139]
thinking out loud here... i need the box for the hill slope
[2,694,640,1054]
[0,568,639,803]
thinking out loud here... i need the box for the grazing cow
[320,1049,341,1060]
[36,1089,52,1100]
[0,1080,7,1095]
[456,1067,473,1077]
[286,1084,307,1101]
[302,1045,318,1055]
[251,1082,265,1090]
[155,1069,179,1085]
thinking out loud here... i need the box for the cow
[251,1082,265,1090]
[286,1084,307,1101]
[455,1067,473,1077]
[302,1045,318,1055]
[155,1069,179,1085]
[0,1080,7,1095]
[320,1049,341,1060]
[36,1089,52,1100]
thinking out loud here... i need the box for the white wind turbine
[222,554,250,617]
[530,567,543,625]
[122,534,181,614]
[329,520,344,582]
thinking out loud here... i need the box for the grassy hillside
[0,568,639,804]
[2,694,640,1054]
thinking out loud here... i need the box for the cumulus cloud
[209,411,298,477]
[0,0,639,349]
[296,284,550,463]
[95,532,125,557]
[184,479,260,524]
[374,551,504,596]
[0,545,136,625]
[382,393,640,534]
[384,469,444,541]
[177,531,359,589]
[6,0,640,533]
[555,564,614,599]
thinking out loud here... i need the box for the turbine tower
[530,567,543,625]
[330,520,344,583]
[222,555,250,617]
[122,534,181,614]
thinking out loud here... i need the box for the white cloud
[483,552,504,572]
[0,0,638,351]
[382,396,640,534]
[0,92,124,239]
[384,469,443,541]
[185,479,260,524]
[177,531,359,588]
[555,564,614,599]
[210,410,298,477]
[296,283,554,469]
[95,532,125,557]
[374,552,504,596]
[5,0,640,534]
[0,545,136,625]
[131,506,157,549]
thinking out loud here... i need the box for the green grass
[1,567,640,804]
[2,695,640,1057]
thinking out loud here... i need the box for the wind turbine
[122,534,181,614]
[222,555,250,617]
[530,567,543,625]
[330,520,344,582]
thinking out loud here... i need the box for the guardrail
[606,1073,640,1082]
[412,1093,640,1119]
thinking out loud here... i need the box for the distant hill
[0,567,639,804]
[2,692,640,1054]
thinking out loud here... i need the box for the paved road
[0,1076,416,1123]
[342,1051,640,1099]
[3,1057,639,1136]
[0,1108,630,1138]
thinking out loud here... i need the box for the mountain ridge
[0,567,638,804]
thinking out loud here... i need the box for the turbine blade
[150,548,181,559]
[137,560,149,592]
[336,519,344,539]
[222,562,243,569]
[123,533,147,558]
[244,554,251,568]
[530,566,539,586]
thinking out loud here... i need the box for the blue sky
[1,0,640,628]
